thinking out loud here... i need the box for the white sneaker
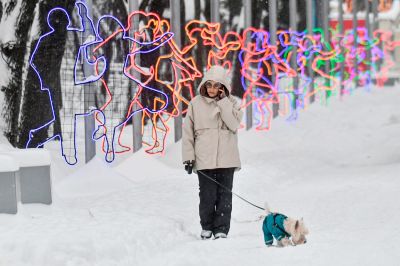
[214,232,227,239]
[200,230,212,239]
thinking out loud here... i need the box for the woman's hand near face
[218,88,226,100]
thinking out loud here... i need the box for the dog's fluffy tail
[264,202,271,215]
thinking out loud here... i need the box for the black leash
[197,170,265,211]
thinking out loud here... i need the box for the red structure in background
[345,0,393,12]
[329,20,366,32]
[331,0,394,31]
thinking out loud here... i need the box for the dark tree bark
[277,0,290,30]
[251,0,263,29]
[194,0,201,21]
[180,0,185,45]
[204,0,210,22]
[0,0,38,146]
[297,0,307,32]
[226,0,241,30]
[5,0,17,15]
[0,1,3,22]
[18,0,76,148]
[188,0,203,100]
[225,0,245,98]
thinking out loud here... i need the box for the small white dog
[262,203,309,247]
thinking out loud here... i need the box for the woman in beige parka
[182,65,243,240]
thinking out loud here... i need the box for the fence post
[306,0,315,103]
[83,0,96,163]
[269,0,279,118]
[365,0,371,87]
[365,0,371,36]
[129,0,143,152]
[371,0,380,76]
[211,0,220,24]
[243,0,252,129]
[352,0,358,86]
[170,0,182,142]
[289,0,299,111]
[372,0,379,31]
[322,0,331,100]
[339,0,345,96]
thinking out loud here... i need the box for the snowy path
[1,86,400,266]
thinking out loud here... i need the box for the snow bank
[0,155,19,172]
[55,157,134,198]
[0,149,51,167]
[0,133,13,151]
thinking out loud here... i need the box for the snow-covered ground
[1,85,400,266]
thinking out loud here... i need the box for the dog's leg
[278,237,291,247]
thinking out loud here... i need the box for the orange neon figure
[140,17,204,154]
[123,11,176,155]
[184,20,242,71]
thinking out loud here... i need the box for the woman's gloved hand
[183,160,194,174]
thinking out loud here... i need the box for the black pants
[197,168,235,235]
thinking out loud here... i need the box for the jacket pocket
[194,128,218,168]
[218,129,240,166]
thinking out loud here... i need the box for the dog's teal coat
[262,213,290,245]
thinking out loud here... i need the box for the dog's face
[291,218,309,245]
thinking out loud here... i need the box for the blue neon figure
[26,2,105,165]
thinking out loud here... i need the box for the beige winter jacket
[182,65,243,171]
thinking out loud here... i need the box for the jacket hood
[197,65,231,97]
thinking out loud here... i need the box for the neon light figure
[138,18,203,154]
[373,29,400,87]
[276,29,315,120]
[353,28,377,91]
[307,29,340,103]
[122,13,176,155]
[26,3,105,165]
[294,32,324,110]
[239,28,296,130]
[80,14,173,162]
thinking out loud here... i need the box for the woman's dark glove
[183,160,194,174]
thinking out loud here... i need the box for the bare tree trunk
[18,0,75,148]
[0,1,3,22]
[0,0,38,146]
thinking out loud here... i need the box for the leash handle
[197,170,265,211]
